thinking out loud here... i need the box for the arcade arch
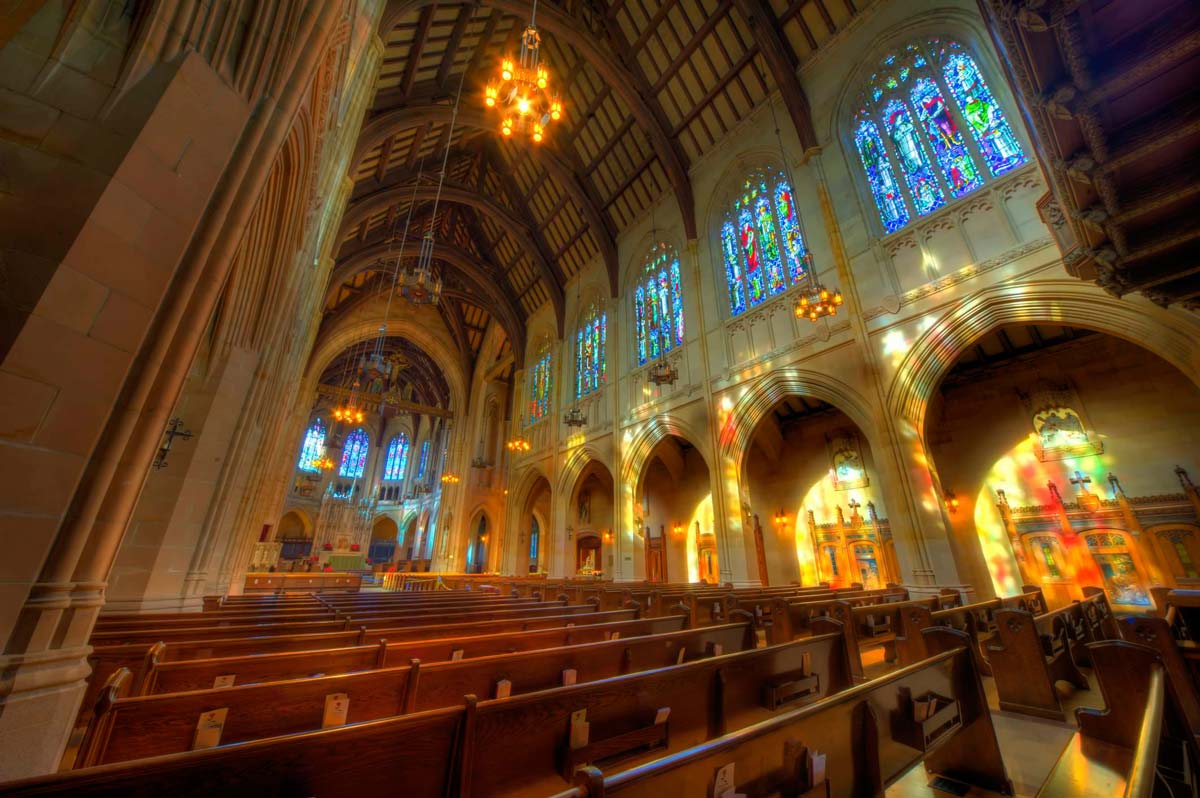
[636,433,715,584]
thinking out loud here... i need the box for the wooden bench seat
[459,626,853,797]
[987,605,1091,720]
[76,623,759,767]
[1036,640,1200,798]
[138,615,691,695]
[550,628,1011,798]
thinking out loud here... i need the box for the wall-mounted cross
[153,418,194,470]
[847,497,862,511]
[1069,471,1092,489]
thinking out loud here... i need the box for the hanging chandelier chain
[375,157,426,358]
[425,67,468,238]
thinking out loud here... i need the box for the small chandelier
[314,450,336,471]
[332,405,365,424]
[440,473,461,485]
[793,279,844,322]
[506,436,531,453]
[484,0,562,143]
[400,231,444,305]
[648,357,678,386]
[563,406,586,427]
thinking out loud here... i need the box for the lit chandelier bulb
[501,118,513,137]
[501,58,514,81]
[484,84,497,107]
[549,100,562,121]
[532,122,544,143]
[517,96,530,115]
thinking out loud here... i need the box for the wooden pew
[457,625,853,798]
[138,615,690,695]
[80,608,642,716]
[76,624,758,766]
[0,706,466,798]
[987,605,1090,720]
[1037,639,1200,798]
[550,628,1011,798]
[1120,613,1200,747]
[893,589,1047,672]
[86,602,608,647]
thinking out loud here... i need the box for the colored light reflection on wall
[792,471,884,585]
[973,434,1113,596]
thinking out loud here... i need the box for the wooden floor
[858,642,1104,798]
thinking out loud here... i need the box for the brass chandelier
[484,0,562,143]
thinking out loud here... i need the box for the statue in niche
[578,488,591,524]
[581,548,596,573]
[828,433,868,491]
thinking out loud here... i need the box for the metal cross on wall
[153,417,194,470]
[1069,471,1092,490]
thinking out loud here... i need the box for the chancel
[2,0,1200,795]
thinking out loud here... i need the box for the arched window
[528,350,552,423]
[383,433,410,481]
[575,306,607,399]
[339,428,369,478]
[633,243,684,366]
[853,40,1026,234]
[720,168,811,317]
[416,440,431,480]
[297,419,326,473]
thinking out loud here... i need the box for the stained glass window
[575,308,606,398]
[721,169,811,317]
[383,433,409,481]
[634,244,685,366]
[416,440,430,480]
[297,419,326,473]
[853,39,1026,232]
[528,351,552,424]
[338,428,369,479]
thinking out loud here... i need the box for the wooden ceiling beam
[329,238,527,361]
[353,104,619,296]
[379,0,697,238]
[437,6,472,87]
[732,0,818,149]
[400,6,436,98]
[441,297,474,361]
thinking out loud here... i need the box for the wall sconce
[944,491,960,514]
[480,534,488,543]
[602,530,613,543]
[671,522,684,538]
[773,509,788,526]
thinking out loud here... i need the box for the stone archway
[634,432,714,584]
[565,459,615,578]
[738,393,900,588]
[369,516,399,564]
[465,509,491,574]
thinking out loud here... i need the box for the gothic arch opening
[636,434,714,583]
[741,396,898,588]
[568,461,615,578]
[369,516,399,564]
[520,475,553,575]
[466,510,490,574]
[925,323,1200,609]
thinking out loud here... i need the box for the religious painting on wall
[1084,532,1150,606]
[828,432,869,491]
[852,543,881,589]
[1019,380,1102,462]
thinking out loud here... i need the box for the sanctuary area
[1,0,1199,795]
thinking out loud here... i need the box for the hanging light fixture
[440,473,461,485]
[563,406,586,427]
[484,0,562,144]
[506,436,532,453]
[401,71,468,307]
[332,338,369,424]
[766,100,844,323]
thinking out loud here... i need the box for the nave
[0,578,1195,797]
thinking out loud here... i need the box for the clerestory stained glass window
[528,351,552,423]
[634,244,685,366]
[297,419,326,473]
[575,308,606,398]
[854,39,1026,233]
[338,428,369,479]
[416,440,430,480]
[383,433,410,481]
[721,169,811,317]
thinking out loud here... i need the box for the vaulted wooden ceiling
[327,0,874,353]
[980,0,1200,309]
[319,336,453,409]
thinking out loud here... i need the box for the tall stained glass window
[633,244,684,366]
[383,433,410,481]
[297,419,326,473]
[528,351,552,423]
[338,428,369,479]
[416,440,430,480]
[853,40,1026,233]
[575,307,606,398]
[721,168,811,317]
